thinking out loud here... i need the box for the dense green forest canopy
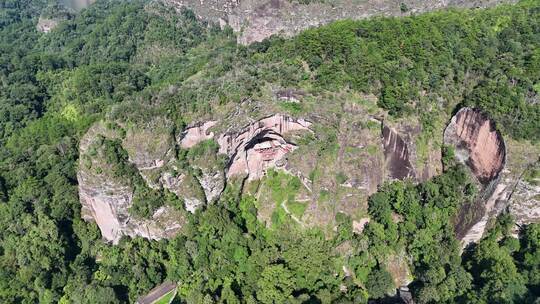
[0,0,538,303]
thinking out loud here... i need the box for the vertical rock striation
[382,125,416,180]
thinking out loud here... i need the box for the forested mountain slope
[0,0,539,303]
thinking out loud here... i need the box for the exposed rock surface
[444,108,506,184]
[164,0,516,45]
[352,218,370,234]
[217,114,312,180]
[444,107,539,246]
[197,169,226,202]
[457,182,508,244]
[36,17,60,33]
[508,161,540,236]
[445,108,507,245]
[179,121,217,148]
[382,125,415,180]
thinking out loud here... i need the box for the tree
[517,224,540,296]
[256,265,296,304]
[365,267,394,299]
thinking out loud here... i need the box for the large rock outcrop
[80,104,536,245]
[78,122,185,244]
[180,114,312,181]
[164,0,516,45]
[218,114,312,180]
[79,113,310,243]
[36,17,60,33]
[444,108,506,184]
[444,107,539,245]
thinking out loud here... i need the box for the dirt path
[281,201,305,227]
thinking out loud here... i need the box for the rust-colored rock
[444,108,506,184]
[445,107,509,246]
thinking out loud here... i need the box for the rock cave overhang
[244,130,293,151]
[226,129,296,170]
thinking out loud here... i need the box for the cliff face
[382,125,415,180]
[444,108,506,184]
[445,107,539,246]
[163,0,516,45]
[444,108,506,245]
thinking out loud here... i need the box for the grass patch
[286,201,308,218]
[261,169,306,227]
[366,144,379,156]
[279,101,303,114]
[415,133,429,167]
[154,289,176,304]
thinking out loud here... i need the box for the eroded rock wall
[217,114,312,180]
